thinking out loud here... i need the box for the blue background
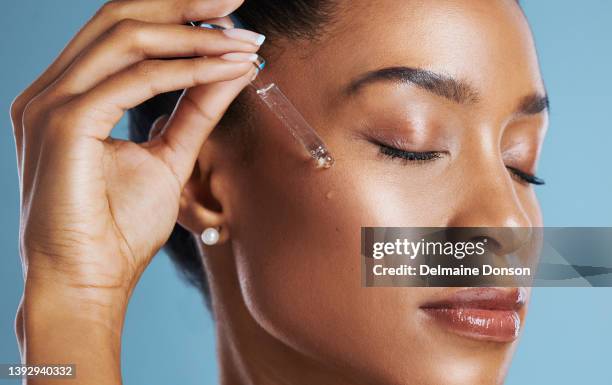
[0,1,610,384]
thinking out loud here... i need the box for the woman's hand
[12,0,260,298]
[10,0,260,381]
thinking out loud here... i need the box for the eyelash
[377,144,545,186]
[506,166,546,186]
[378,143,442,164]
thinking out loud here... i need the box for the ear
[176,148,230,245]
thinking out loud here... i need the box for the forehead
[272,0,544,107]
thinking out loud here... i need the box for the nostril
[446,227,532,257]
[470,235,501,254]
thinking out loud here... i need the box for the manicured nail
[223,28,266,46]
[220,52,259,62]
[254,55,266,71]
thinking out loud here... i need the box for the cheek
[222,114,529,381]
[229,159,392,329]
[225,156,491,382]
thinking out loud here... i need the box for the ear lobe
[176,156,229,244]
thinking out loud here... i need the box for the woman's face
[202,0,548,383]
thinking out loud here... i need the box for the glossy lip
[419,288,527,343]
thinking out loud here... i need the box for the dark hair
[128,1,336,307]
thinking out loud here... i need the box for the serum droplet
[311,146,334,169]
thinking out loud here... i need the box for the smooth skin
[11,0,548,385]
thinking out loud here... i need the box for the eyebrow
[344,66,549,115]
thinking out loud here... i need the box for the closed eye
[506,166,546,185]
[376,142,545,186]
[378,143,442,164]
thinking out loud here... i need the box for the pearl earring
[201,227,220,245]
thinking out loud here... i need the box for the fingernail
[222,28,266,46]
[254,55,266,71]
[220,52,259,62]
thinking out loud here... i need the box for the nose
[446,155,533,257]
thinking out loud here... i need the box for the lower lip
[421,308,521,342]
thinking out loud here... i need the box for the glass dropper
[191,21,334,169]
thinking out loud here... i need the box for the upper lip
[419,287,526,311]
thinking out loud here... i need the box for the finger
[45,21,263,98]
[16,0,244,107]
[149,66,258,186]
[12,0,245,163]
[56,57,255,139]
